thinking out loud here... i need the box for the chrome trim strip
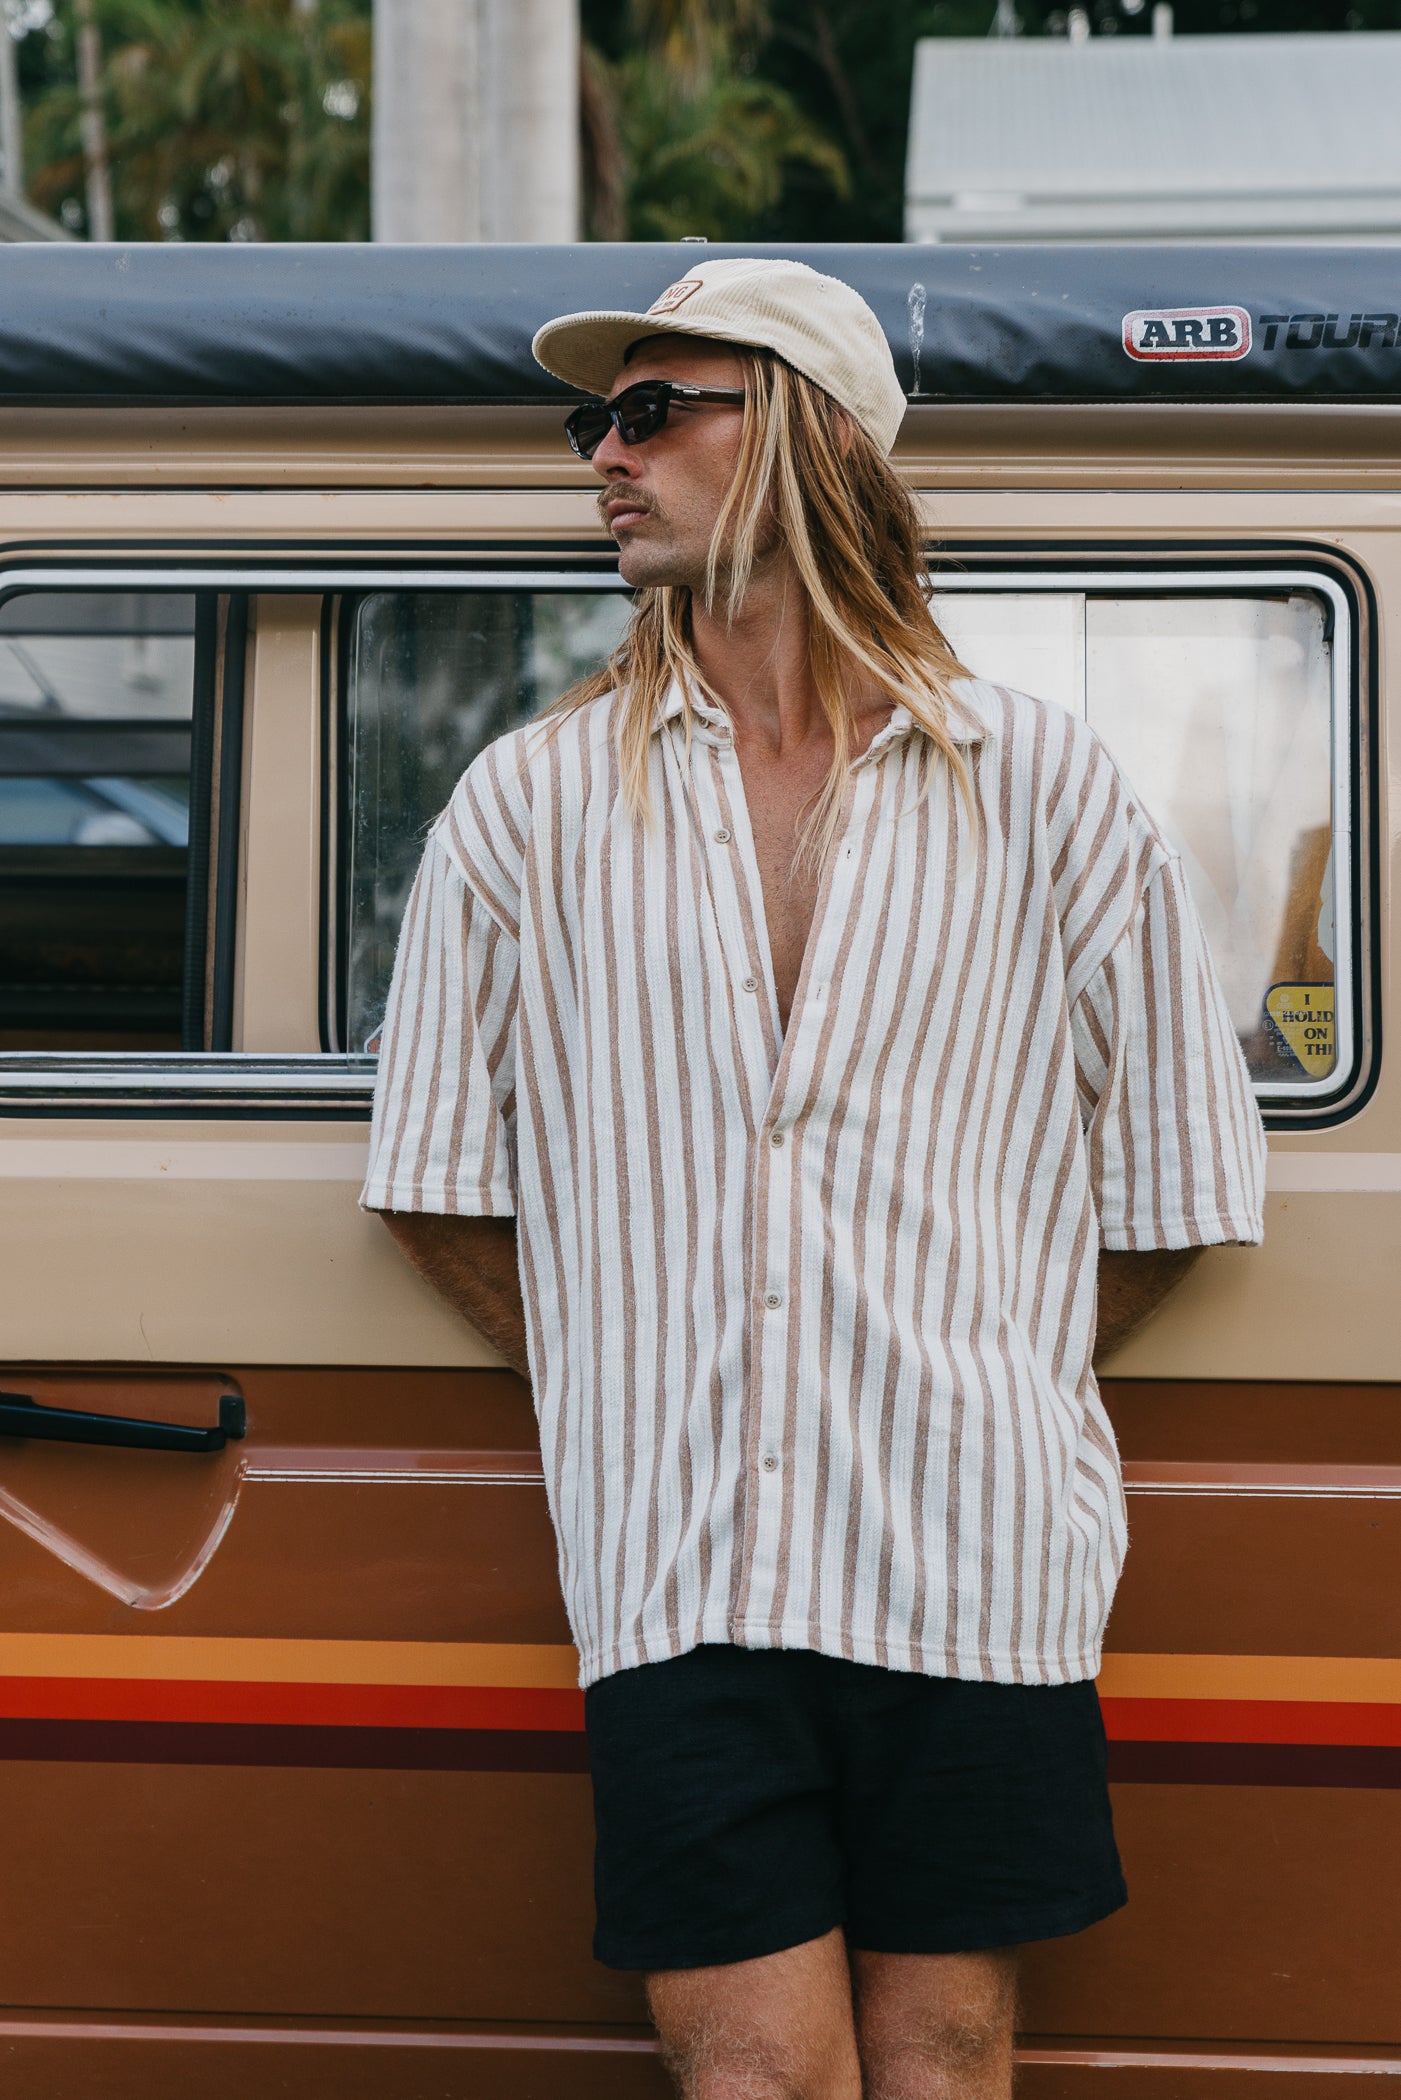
[1016,2046,1401,2075]
[247,1469,543,1486]
[1126,1484,1401,1500]
[245,1448,545,1486]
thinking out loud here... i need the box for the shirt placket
[737,757,888,1628]
[681,720,781,1116]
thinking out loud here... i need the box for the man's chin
[616,540,700,592]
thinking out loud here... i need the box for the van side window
[339,588,629,1057]
[0,592,207,1051]
[1086,595,1334,1092]
[933,585,1343,1100]
[337,569,1355,1119]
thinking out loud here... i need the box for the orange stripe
[0,1635,580,1690]
[1,1640,1398,1714]
[0,1678,585,1732]
[1102,1697,1401,1748]
[1098,1653,1401,1704]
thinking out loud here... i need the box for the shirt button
[760,1451,779,1474]
[764,1291,783,1310]
[770,1129,785,1147]
[742,976,758,993]
[714,827,732,844]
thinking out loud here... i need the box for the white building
[906,31,1401,243]
[0,196,68,242]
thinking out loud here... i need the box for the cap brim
[532,308,758,397]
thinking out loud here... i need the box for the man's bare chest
[738,758,828,1037]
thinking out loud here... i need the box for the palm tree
[23,0,844,247]
[26,0,370,241]
[581,0,847,241]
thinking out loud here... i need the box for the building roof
[906,32,1401,243]
[0,194,68,243]
[0,241,1392,405]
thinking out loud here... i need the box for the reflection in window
[344,589,629,1054]
[0,593,197,1050]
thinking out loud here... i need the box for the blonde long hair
[545,349,977,868]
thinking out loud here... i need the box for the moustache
[599,490,658,525]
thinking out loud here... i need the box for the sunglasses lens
[567,405,613,458]
[613,385,666,445]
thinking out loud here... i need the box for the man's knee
[854,1948,1019,2095]
[646,1932,861,2100]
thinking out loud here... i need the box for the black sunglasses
[564,379,746,460]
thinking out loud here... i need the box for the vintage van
[0,240,1393,2097]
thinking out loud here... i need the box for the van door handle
[0,1390,245,1454]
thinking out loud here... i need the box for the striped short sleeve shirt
[362,675,1266,1689]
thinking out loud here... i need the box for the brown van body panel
[0,397,1395,2090]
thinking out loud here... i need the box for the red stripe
[0,1678,586,1733]
[1101,1697,1401,1748]
[3,1681,1395,1748]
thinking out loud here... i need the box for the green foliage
[25,0,370,241]
[582,0,850,241]
[15,0,1401,246]
[609,44,848,240]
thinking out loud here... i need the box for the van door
[0,571,667,2100]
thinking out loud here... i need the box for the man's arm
[381,1212,530,1381]
[1092,1246,1204,1369]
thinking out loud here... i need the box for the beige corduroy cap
[531,255,908,456]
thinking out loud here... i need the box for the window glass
[931,592,1083,719]
[938,585,1338,1091]
[0,592,198,1050]
[1085,595,1334,1089]
[344,589,629,1054]
[342,579,1343,1101]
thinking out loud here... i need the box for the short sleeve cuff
[1098,1206,1264,1252]
[359,1180,516,1218]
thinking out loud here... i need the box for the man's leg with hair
[850,1948,1019,2100]
[646,1928,863,2100]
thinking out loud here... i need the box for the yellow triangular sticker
[1264,983,1335,1075]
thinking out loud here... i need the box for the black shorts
[584,1643,1126,1971]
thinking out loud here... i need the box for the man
[362,257,1266,2100]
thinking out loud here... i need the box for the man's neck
[688,556,885,758]
[689,557,831,757]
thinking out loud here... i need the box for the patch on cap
[647,278,704,317]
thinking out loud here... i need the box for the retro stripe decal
[0,1720,591,1771]
[0,1641,1397,1781]
[0,1634,581,1688]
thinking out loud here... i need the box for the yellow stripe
[0,1635,580,1689]
[1098,1654,1401,1704]
[0,1637,1395,1704]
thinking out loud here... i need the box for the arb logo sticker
[1122,307,1251,361]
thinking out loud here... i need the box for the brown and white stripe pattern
[363,678,1266,1689]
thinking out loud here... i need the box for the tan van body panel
[0,399,1397,2096]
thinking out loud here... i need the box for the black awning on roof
[0,241,1393,406]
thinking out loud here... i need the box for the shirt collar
[655,675,992,754]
